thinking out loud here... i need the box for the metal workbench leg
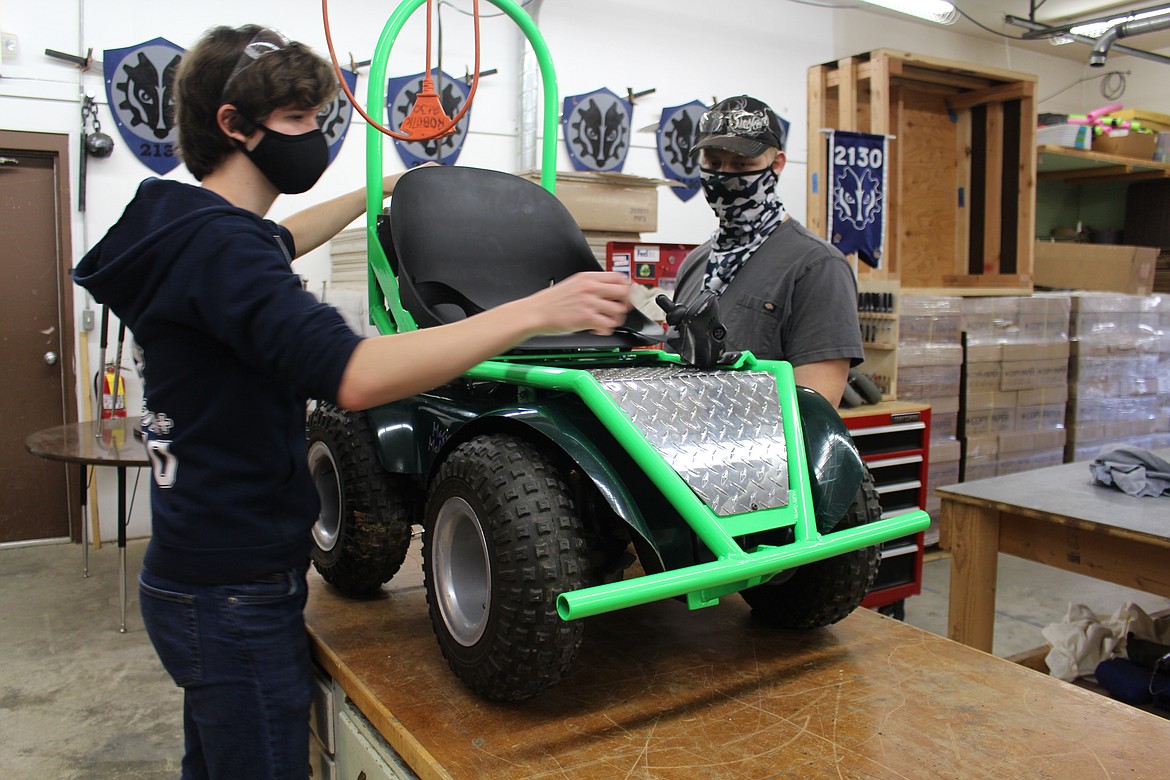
[118,466,127,634]
[80,464,89,578]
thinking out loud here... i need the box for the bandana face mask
[700,166,778,221]
[699,165,787,293]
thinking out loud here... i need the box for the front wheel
[739,469,882,629]
[423,434,590,702]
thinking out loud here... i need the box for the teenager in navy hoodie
[73,24,631,780]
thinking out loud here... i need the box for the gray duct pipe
[517,0,545,173]
[1090,13,1170,66]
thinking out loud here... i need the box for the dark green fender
[363,383,864,573]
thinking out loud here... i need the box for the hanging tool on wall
[79,93,114,211]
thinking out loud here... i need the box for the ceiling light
[855,0,959,25]
[1070,7,1170,38]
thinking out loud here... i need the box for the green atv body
[307,0,929,701]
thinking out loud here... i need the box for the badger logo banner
[103,37,184,175]
[656,101,706,202]
[320,68,358,164]
[828,130,887,269]
[386,69,471,168]
[562,88,631,173]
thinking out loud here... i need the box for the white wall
[3,0,1165,540]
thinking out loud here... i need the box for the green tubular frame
[364,0,559,336]
[359,0,930,622]
[461,351,928,620]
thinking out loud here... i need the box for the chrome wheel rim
[308,441,341,553]
[432,496,491,647]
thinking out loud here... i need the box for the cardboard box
[1092,128,1157,160]
[520,171,660,232]
[1000,340,1070,362]
[1017,385,1069,406]
[965,362,1002,391]
[1034,242,1158,296]
[929,437,961,464]
[965,343,1003,363]
[999,428,1067,454]
[1104,108,1170,134]
[965,389,1017,410]
[965,405,1017,436]
[999,358,1068,390]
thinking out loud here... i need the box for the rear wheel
[307,403,415,596]
[423,434,590,701]
[739,469,882,629]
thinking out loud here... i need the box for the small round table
[25,416,148,632]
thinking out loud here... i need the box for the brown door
[0,132,77,543]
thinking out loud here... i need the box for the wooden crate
[808,50,1037,294]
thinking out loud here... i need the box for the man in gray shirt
[673,95,863,407]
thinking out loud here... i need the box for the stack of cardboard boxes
[1065,292,1170,461]
[894,295,963,543]
[1160,296,1170,434]
[961,295,1072,480]
[520,171,661,264]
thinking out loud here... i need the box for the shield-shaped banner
[103,37,184,175]
[319,68,358,164]
[386,69,471,168]
[827,129,888,269]
[562,88,631,173]
[656,101,706,202]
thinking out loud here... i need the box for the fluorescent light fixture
[1069,7,1170,38]
[856,0,959,25]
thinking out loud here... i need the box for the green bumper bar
[557,509,930,620]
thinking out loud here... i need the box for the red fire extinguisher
[101,364,126,419]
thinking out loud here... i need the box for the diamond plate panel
[590,367,788,516]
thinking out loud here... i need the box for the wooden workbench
[939,448,1170,653]
[305,542,1170,779]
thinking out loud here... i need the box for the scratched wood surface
[306,541,1170,779]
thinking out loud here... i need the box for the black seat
[384,165,664,351]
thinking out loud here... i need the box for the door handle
[44,351,58,365]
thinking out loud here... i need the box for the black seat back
[385,166,663,350]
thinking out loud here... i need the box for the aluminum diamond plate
[590,367,788,516]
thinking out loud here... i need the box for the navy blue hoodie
[74,179,362,584]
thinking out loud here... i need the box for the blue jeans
[139,565,312,780]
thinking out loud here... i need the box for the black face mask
[242,125,330,194]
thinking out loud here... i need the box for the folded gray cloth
[1089,445,1170,498]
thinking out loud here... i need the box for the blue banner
[103,37,184,175]
[319,68,358,164]
[827,130,888,269]
[386,69,471,167]
[656,101,705,202]
[562,88,631,173]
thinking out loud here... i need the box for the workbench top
[306,541,1169,779]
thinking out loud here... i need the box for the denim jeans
[139,565,313,780]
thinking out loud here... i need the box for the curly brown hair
[174,25,339,180]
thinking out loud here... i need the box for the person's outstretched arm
[336,272,632,411]
[281,171,415,258]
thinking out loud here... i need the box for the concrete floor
[1,538,1168,778]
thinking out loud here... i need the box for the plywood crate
[807,50,1037,294]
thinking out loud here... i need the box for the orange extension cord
[321,0,481,142]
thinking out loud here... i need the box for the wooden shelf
[1037,145,1170,185]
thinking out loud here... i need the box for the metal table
[25,416,148,632]
[938,447,1170,652]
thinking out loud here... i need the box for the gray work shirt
[674,217,864,367]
